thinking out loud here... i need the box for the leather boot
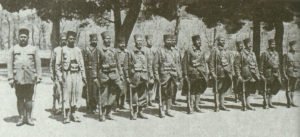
[16,100,25,126]
[290,92,298,107]
[187,95,194,114]
[268,95,276,108]
[286,91,291,108]
[106,106,114,120]
[165,99,174,117]
[246,96,255,111]
[99,106,106,121]
[241,94,247,111]
[25,101,34,126]
[159,101,165,118]
[214,92,220,112]
[138,107,148,119]
[263,92,269,109]
[194,95,203,113]
[220,93,230,111]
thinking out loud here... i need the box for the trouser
[286,77,298,106]
[15,84,34,119]
[53,80,61,109]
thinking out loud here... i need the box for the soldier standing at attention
[49,33,67,115]
[81,33,100,114]
[115,37,128,110]
[56,31,86,123]
[97,31,123,121]
[182,35,208,113]
[208,36,233,112]
[234,38,260,111]
[124,34,153,120]
[144,34,156,107]
[7,28,42,126]
[260,39,282,109]
[171,35,182,106]
[154,34,182,118]
[283,40,298,108]
[232,40,243,103]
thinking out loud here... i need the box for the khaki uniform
[56,46,85,109]
[49,46,62,109]
[144,47,157,101]
[115,48,128,107]
[171,47,182,104]
[82,46,99,111]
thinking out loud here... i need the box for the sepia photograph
[0,0,299,137]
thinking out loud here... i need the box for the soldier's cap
[67,31,77,38]
[145,34,153,40]
[235,40,242,46]
[192,35,201,41]
[171,35,177,40]
[60,32,67,40]
[117,37,126,44]
[19,28,29,36]
[101,31,111,39]
[289,40,296,46]
[268,39,275,45]
[89,33,98,40]
[134,34,143,40]
[163,34,174,40]
[243,38,251,45]
[216,35,225,42]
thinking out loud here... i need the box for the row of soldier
[7,28,298,126]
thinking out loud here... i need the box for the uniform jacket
[283,52,298,78]
[208,46,232,78]
[234,49,260,81]
[55,46,86,80]
[97,46,123,82]
[259,49,281,79]
[82,46,99,79]
[124,47,152,85]
[172,46,182,78]
[116,48,129,78]
[7,44,42,85]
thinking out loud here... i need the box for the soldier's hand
[8,79,14,88]
[126,78,131,84]
[93,78,100,88]
[36,77,42,84]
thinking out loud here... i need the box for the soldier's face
[193,39,201,48]
[90,38,98,47]
[135,37,144,49]
[119,43,126,50]
[146,39,152,48]
[19,34,29,46]
[269,41,276,49]
[164,38,172,48]
[61,38,67,46]
[237,44,243,51]
[218,37,226,47]
[245,43,252,51]
[172,38,177,47]
[103,36,111,46]
[290,45,295,51]
[67,35,76,46]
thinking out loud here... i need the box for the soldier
[232,40,243,103]
[124,34,153,120]
[208,36,233,112]
[97,31,123,121]
[154,34,182,117]
[7,28,42,126]
[260,39,282,109]
[115,37,128,110]
[49,33,67,115]
[56,31,86,123]
[182,35,208,113]
[171,35,182,106]
[144,34,156,107]
[81,33,99,114]
[283,40,298,108]
[234,38,260,111]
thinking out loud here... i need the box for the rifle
[129,83,134,120]
[59,48,66,123]
[263,78,268,109]
[214,49,219,112]
[157,81,164,118]
[185,77,192,114]
[96,81,102,121]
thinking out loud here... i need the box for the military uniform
[232,41,243,103]
[234,48,260,110]
[283,40,299,108]
[56,31,86,123]
[208,43,233,111]
[171,42,182,105]
[182,41,208,113]
[82,42,99,112]
[115,47,128,109]
[260,39,282,109]
[7,28,42,126]
[154,35,181,117]
[96,40,123,120]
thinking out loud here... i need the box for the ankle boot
[246,96,255,111]
[214,92,220,112]
[165,99,174,117]
[268,95,276,108]
[194,95,203,113]
[106,106,114,120]
[138,107,148,119]
[263,92,269,109]
[159,101,165,118]
[25,101,34,126]
[286,91,291,108]
[220,93,229,111]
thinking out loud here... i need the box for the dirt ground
[0,76,299,137]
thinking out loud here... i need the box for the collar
[102,46,111,52]
[192,45,201,52]
[133,47,144,54]
[218,46,225,51]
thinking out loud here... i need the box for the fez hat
[67,31,77,38]
[145,34,153,40]
[134,34,143,40]
[268,39,275,45]
[289,40,296,46]
[19,28,29,36]
[243,38,251,45]
[89,33,98,40]
[117,37,126,44]
[101,31,110,38]
[192,35,201,41]
[164,34,173,40]
[216,35,225,42]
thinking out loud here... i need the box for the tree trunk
[274,21,284,65]
[253,18,261,63]
[50,17,60,49]
[120,0,142,44]
[113,0,122,48]
[6,15,11,49]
